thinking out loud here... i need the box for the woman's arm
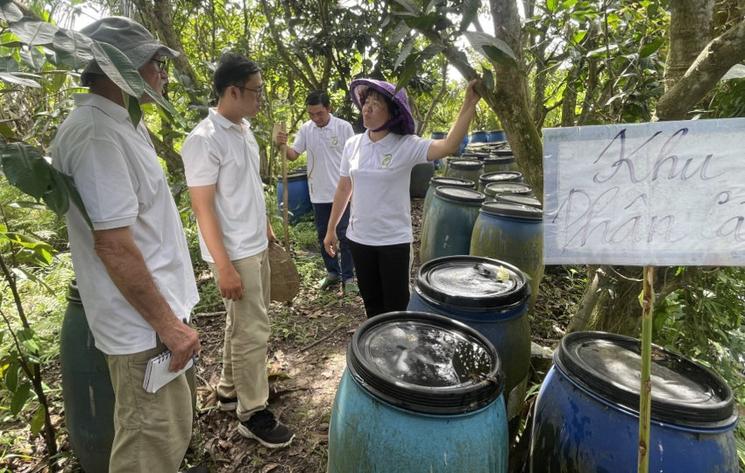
[427,79,481,161]
[323,176,353,256]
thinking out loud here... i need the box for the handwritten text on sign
[543,118,745,265]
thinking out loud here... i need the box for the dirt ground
[4,199,582,473]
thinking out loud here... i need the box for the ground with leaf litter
[4,200,582,473]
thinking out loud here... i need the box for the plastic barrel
[410,162,435,198]
[422,177,476,229]
[478,171,524,192]
[470,202,543,307]
[487,130,506,142]
[408,256,531,419]
[531,332,739,473]
[328,311,509,473]
[419,187,485,264]
[495,194,542,209]
[430,132,447,169]
[60,281,115,473]
[276,169,312,223]
[484,182,534,202]
[445,159,483,183]
[469,130,488,144]
[484,153,517,174]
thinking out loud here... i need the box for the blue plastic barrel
[445,159,483,183]
[422,177,475,229]
[470,202,543,307]
[484,182,534,202]
[457,136,469,156]
[531,332,739,473]
[495,194,542,208]
[487,130,505,142]
[276,169,312,223]
[478,171,523,192]
[430,132,447,169]
[328,311,509,473]
[408,256,531,419]
[484,152,517,173]
[469,130,488,144]
[61,281,114,473]
[419,187,485,263]
[410,162,435,198]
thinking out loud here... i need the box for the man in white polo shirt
[50,17,200,473]
[276,91,356,292]
[181,52,294,448]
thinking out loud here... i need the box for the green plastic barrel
[484,182,534,202]
[420,186,485,263]
[470,202,544,307]
[422,177,475,229]
[495,194,542,209]
[60,281,114,473]
[445,159,483,183]
[478,171,523,192]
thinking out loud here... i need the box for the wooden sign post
[543,117,745,472]
[272,122,291,250]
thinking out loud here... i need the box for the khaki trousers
[211,249,271,422]
[106,343,193,473]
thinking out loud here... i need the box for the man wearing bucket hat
[323,78,482,317]
[51,16,201,473]
[274,91,357,294]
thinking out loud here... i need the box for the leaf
[10,382,31,416]
[19,45,45,70]
[0,1,23,22]
[90,40,144,99]
[388,21,411,47]
[4,362,19,392]
[42,169,70,216]
[391,0,418,14]
[639,37,664,58]
[586,43,619,58]
[460,0,479,31]
[722,64,745,81]
[30,405,45,435]
[464,31,517,65]
[124,93,142,126]
[9,19,57,46]
[3,232,55,265]
[0,142,53,198]
[143,82,178,122]
[482,68,495,92]
[546,0,559,12]
[394,37,415,69]
[59,172,92,229]
[0,55,19,72]
[572,30,588,44]
[0,71,40,88]
[402,12,440,31]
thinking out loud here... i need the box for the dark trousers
[348,240,410,318]
[313,203,354,281]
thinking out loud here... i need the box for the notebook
[142,350,194,394]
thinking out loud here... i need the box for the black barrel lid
[490,149,513,157]
[556,332,738,428]
[496,194,542,208]
[415,256,529,310]
[461,152,490,160]
[429,176,475,189]
[67,279,81,303]
[479,171,524,186]
[481,202,542,221]
[349,311,504,414]
[287,167,307,180]
[435,186,485,204]
[449,159,483,170]
[484,182,533,198]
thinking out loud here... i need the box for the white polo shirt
[341,131,432,246]
[50,94,199,355]
[292,114,354,203]
[181,109,267,263]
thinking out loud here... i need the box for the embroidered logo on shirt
[330,136,339,147]
[381,153,393,168]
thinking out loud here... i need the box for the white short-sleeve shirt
[292,114,354,203]
[181,109,267,263]
[340,131,432,246]
[50,94,199,355]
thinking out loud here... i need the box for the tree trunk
[663,1,714,91]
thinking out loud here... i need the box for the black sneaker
[217,394,237,411]
[238,409,295,448]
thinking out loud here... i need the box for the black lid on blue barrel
[434,186,485,204]
[495,194,542,209]
[484,182,533,198]
[287,167,307,180]
[415,256,529,310]
[429,176,475,189]
[481,202,542,221]
[449,159,483,170]
[349,312,503,414]
[479,171,524,186]
[556,332,737,428]
[461,152,490,160]
[490,149,513,157]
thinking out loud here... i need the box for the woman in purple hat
[323,78,481,317]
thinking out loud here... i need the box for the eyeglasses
[235,84,264,95]
[151,58,168,72]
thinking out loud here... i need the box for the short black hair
[306,90,330,108]
[213,52,261,97]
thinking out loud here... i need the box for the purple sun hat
[349,78,416,135]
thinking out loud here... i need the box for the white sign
[543,118,745,265]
